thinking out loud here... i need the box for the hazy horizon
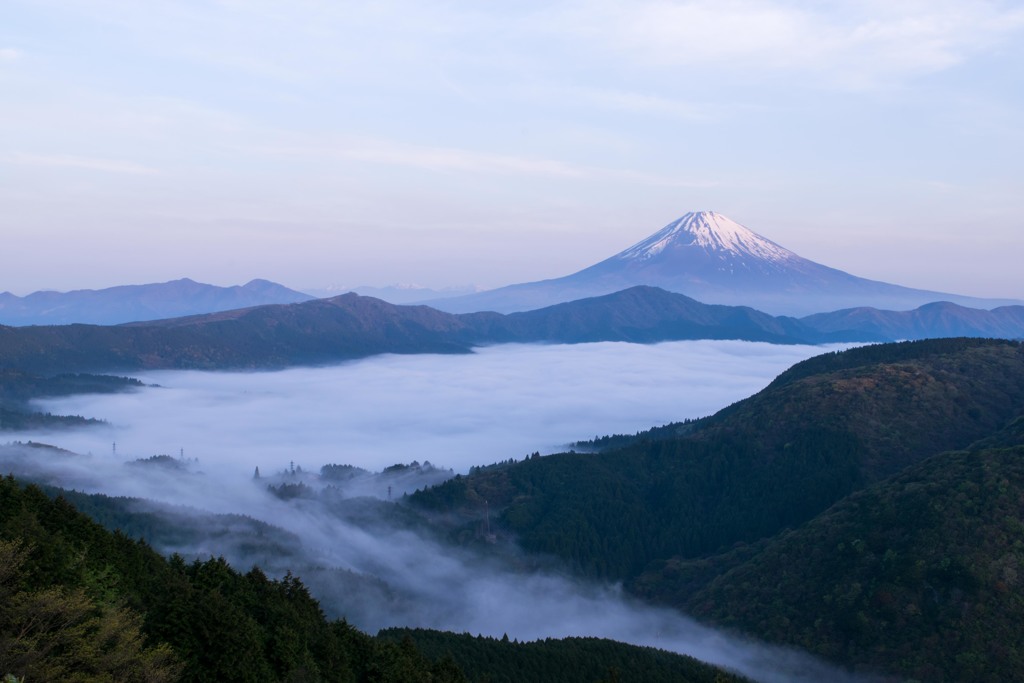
[3,2,1023,300]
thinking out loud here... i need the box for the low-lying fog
[19,340,845,477]
[4,340,872,683]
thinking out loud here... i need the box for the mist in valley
[2,340,871,682]
[13,341,846,478]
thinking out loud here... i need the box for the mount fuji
[428,211,1019,316]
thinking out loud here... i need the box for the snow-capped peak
[617,211,797,264]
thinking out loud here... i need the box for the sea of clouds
[17,340,850,477]
[4,340,876,683]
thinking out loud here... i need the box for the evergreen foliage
[672,446,1024,682]
[413,339,1024,582]
[0,370,141,430]
[0,476,469,683]
[379,628,750,683]
[0,476,744,683]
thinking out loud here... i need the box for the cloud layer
[4,340,877,682]
[23,340,843,475]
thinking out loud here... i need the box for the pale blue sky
[2,0,1023,298]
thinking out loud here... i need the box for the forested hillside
[666,446,1024,682]
[0,370,143,430]
[0,287,866,374]
[379,629,749,683]
[0,475,740,683]
[410,338,1024,680]
[0,476,467,682]
[413,338,1024,580]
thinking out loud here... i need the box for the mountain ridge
[6,285,1024,375]
[426,211,1021,316]
[0,287,871,374]
[0,277,315,326]
[802,300,1024,340]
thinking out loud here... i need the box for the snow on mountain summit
[617,211,797,265]
[425,210,1023,316]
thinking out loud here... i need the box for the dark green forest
[669,446,1024,682]
[0,476,738,683]
[378,629,749,683]
[0,476,467,682]
[410,338,1024,680]
[413,338,1024,579]
[0,370,143,431]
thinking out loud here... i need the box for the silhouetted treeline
[379,628,749,683]
[0,369,142,430]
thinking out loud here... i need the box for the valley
[4,335,1024,681]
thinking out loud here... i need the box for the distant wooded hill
[0,286,850,374]
[410,338,1024,681]
[3,285,1023,375]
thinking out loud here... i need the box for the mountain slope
[669,446,1024,682]
[411,339,1024,581]
[0,475,478,683]
[0,278,314,326]
[0,288,874,374]
[0,466,747,683]
[0,295,483,373]
[407,338,1024,679]
[502,285,855,344]
[428,212,1019,316]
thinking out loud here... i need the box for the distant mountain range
[0,278,314,326]
[6,212,1018,327]
[3,286,1024,374]
[803,300,1024,340]
[0,287,846,374]
[426,211,1021,316]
